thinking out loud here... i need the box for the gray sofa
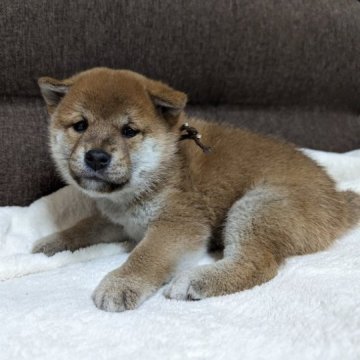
[1,0,360,206]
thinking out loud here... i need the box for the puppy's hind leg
[165,186,288,300]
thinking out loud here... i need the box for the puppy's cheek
[54,133,63,145]
[51,131,71,157]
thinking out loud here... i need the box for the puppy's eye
[122,125,139,138]
[72,119,88,133]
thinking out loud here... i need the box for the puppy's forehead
[68,71,150,117]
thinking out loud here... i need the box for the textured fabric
[1,0,360,110]
[1,149,360,359]
[2,0,360,205]
[0,98,64,206]
[1,97,360,206]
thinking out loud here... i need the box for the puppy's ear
[146,80,187,123]
[38,77,73,114]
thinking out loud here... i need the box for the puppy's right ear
[38,77,73,114]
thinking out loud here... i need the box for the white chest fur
[96,192,166,243]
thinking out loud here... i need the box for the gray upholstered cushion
[2,0,360,205]
[0,98,63,206]
[1,0,360,110]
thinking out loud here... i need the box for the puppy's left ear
[146,80,187,123]
[38,77,73,114]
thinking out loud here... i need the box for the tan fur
[32,215,126,256]
[34,67,360,311]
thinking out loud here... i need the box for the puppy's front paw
[92,270,153,312]
[32,233,69,256]
[164,266,213,301]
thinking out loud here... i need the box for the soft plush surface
[1,148,360,359]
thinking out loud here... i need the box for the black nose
[85,149,111,171]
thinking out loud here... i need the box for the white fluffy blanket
[1,149,360,360]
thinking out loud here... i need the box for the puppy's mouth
[71,172,129,193]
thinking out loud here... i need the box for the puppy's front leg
[93,201,210,312]
[32,215,126,256]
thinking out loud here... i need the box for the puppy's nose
[85,149,111,171]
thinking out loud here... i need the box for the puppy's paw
[31,233,70,256]
[164,267,211,301]
[92,270,153,312]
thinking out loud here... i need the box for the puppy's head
[38,68,187,197]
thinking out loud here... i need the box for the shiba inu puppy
[33,67,360,312]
